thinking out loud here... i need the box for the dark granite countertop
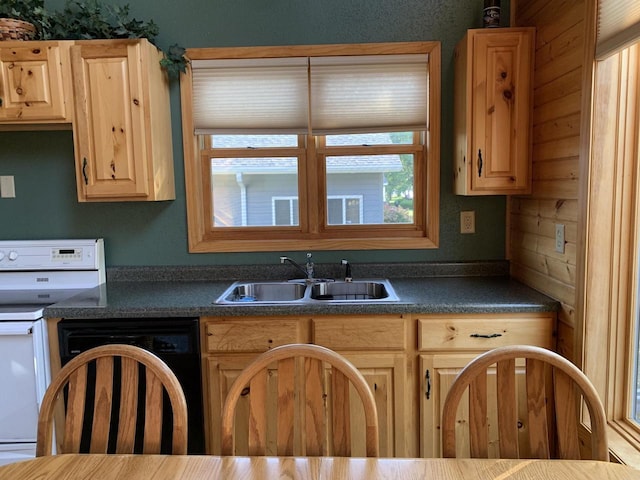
[44,262,559,320]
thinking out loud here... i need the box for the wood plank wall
[509,0,588,361]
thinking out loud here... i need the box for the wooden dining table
[0,454,639,480]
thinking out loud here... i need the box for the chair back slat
[248,370,268,456]
[277,357,296,456]
[441,345,608,461]
[553,368,582,459]
[37,344,188,457]
[496,359,519,458]
[526,358,551,459]
[90,357,114,453]
[221,344,379,457]
[305,358,326,456]
[469,371,488,457]
[115,357,139,453]
[142,369,164,454]
[63,366,88,453]
[332,367,351,456]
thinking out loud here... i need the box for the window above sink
[180,42,441,253]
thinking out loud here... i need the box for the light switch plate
[0,176,15,198]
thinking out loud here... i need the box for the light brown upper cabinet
[70,39,175,202]
[0,41,73,125]
[453,28,535,195]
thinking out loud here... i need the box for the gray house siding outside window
[210,133,402,227]
[211,163,398,227]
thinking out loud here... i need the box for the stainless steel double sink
[215,279,400,305]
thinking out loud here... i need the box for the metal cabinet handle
[425,369,431,399]
[82,158,88,185]
[470,333,502,338]
[477,149,483,177]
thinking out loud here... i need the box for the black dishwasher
[57,317,205,454]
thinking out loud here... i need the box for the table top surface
[0,455,639,480]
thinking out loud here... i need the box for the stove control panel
[0,239,105,271]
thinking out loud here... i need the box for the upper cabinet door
[71,39,175,202]
[71,41,150,200]
[454,28,535,195]
[0,42,72,123]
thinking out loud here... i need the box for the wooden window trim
[180,43,441,253]
[578,39,640,466]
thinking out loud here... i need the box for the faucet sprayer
[341,259,352,282]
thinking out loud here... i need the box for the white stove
[0,239,105,465]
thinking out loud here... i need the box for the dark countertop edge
[45,304,559,319]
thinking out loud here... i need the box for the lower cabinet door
[205,352,410,458]
[420,353,531,458]
[341,353,410,458]
[420,354,477,458]
[205,355,257,455]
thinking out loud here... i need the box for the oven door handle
[0,323,33,335]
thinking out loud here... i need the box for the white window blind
[310,54,428,134]
[596,0,640,59]
[190,54,429,135]
[191,58,309,134]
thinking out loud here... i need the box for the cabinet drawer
[417,313,555,351]
[205,318,302,353]
[312,315,406,351]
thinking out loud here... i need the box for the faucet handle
[305,252,314,278]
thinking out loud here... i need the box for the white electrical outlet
[555,224,565,253]
[460,211,475,234]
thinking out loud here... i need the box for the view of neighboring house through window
[209,132,413,228]
[181,42,440,252]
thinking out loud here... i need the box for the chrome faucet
[341,259,352,282]
[280,253,315,280]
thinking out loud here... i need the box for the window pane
[325,154,414,225]
[211,134,298,148]
[210,157,299,227]
[274,199,291,225]
[326,131,413,146]
[273,197,299,226]
[345,198,362,224]
[327,198,343,224]
[327,196,362,225]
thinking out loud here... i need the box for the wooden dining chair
[441,345,608,461]
[36,344,188,456]
[221,343,379,457]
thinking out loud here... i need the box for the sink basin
[215,279,399,304]
[310,281,397,302]
[219,281,307,303]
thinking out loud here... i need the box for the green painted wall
[0,0,510,267]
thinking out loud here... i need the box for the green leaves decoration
[0,0,188,79]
